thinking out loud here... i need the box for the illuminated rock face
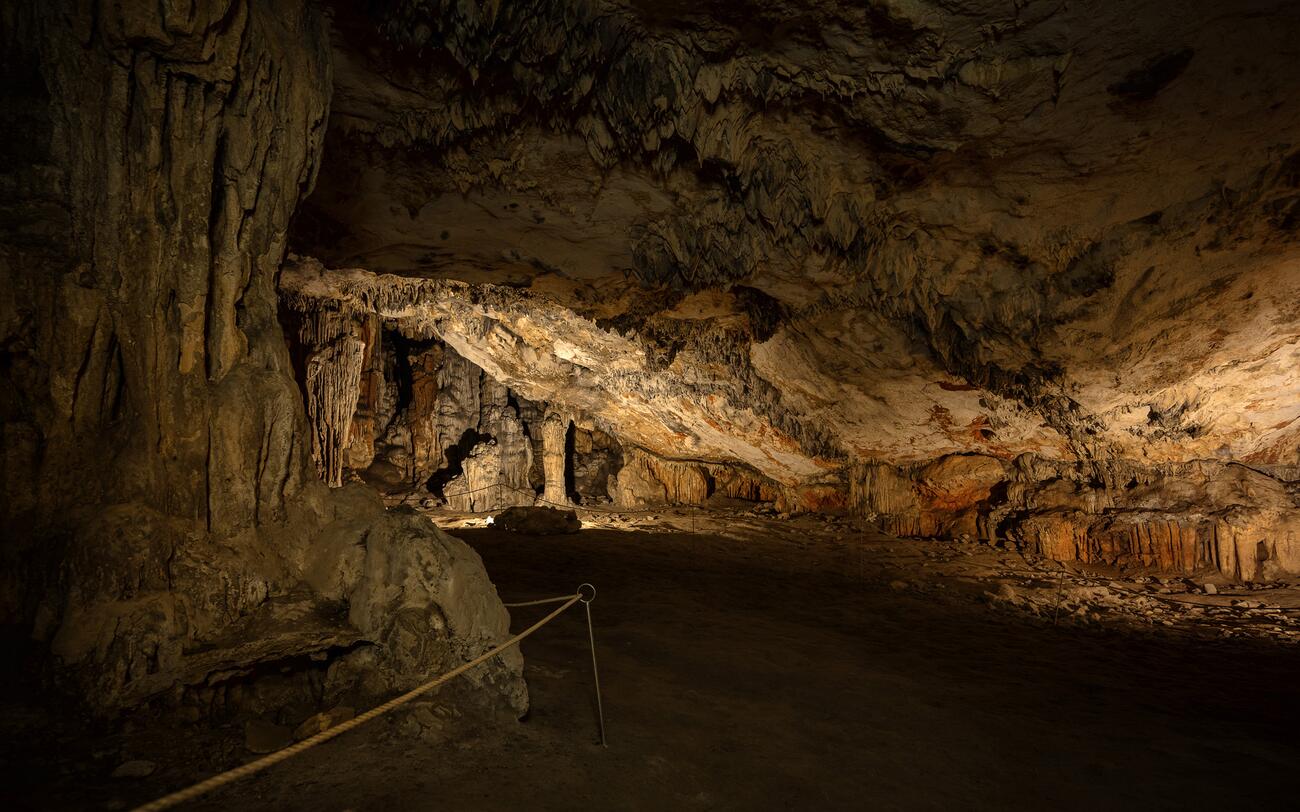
[850,456,1300,581]
[279,0,1300,577]
[4,0,1300,714]
[296,0,1300,474]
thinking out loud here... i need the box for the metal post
[578,583,607,747]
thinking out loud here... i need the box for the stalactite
[305,336,366,487]
[343,314,385,471]
[408,342,445,482]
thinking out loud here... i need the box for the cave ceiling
[288,0,1300,482]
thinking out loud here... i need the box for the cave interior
[3,0,1300,808]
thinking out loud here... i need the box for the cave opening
[4,0,1300,809]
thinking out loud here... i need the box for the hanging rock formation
[306,336,367,487]
[849,454,1300,581]
[272,0,1299,581]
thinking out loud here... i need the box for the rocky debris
[293,706,356,741]
[245,719,294,754]
[493,506,582,535]
[110,760,156,779]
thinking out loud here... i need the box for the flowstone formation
[279,0,1299,580]
[279,258,794,511]
[0,1,525,718]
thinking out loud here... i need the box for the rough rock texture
[274,0,1300,578]
[1,1,524,714]
[280,260,840,485]
[443,437,535,513]
[306,336,367,487]
[7,0,1300,723]
[570,428,622,503]
[540,413,571,507]
[294,0,1300,470]
[851,454,1300,581]
[493,506,582,536]
[317,505,527,710]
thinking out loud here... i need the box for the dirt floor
[7,508,1300,810]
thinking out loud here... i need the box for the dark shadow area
[427,427,490,496]
[32,522,1289,812]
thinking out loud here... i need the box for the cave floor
[10,509,1300,811]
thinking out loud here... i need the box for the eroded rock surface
[494,506,582,536]
[1,0,526,716]
[275,0,1299,580]
[5,0,1300,723]
[292,0,1300,471]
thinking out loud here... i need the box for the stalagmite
[541,413,570,506]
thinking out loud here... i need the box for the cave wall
[272,0,1300,580]
[2,0,325,563]
[849,454,1300,581]
[294,0,1300,471]
[281,266,817,513]
[0,0,525,716]
[281,282,816,516]
[1,0,330,644]
[5,0,1299,710]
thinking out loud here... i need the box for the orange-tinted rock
[850,455,1009,540]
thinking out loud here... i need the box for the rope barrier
[132,590,586,812]
[501,595,577,608]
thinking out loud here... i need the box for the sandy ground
[7,508,1300,810]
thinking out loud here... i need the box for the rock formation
[5,0,1300,724]
[306,335,367,487]
[0,0,525,717]
[540,413,571,507]
[275,0,1299,580]
[494,506,582,536]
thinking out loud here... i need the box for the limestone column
[541,413,569,506]
[305,335,366,487]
